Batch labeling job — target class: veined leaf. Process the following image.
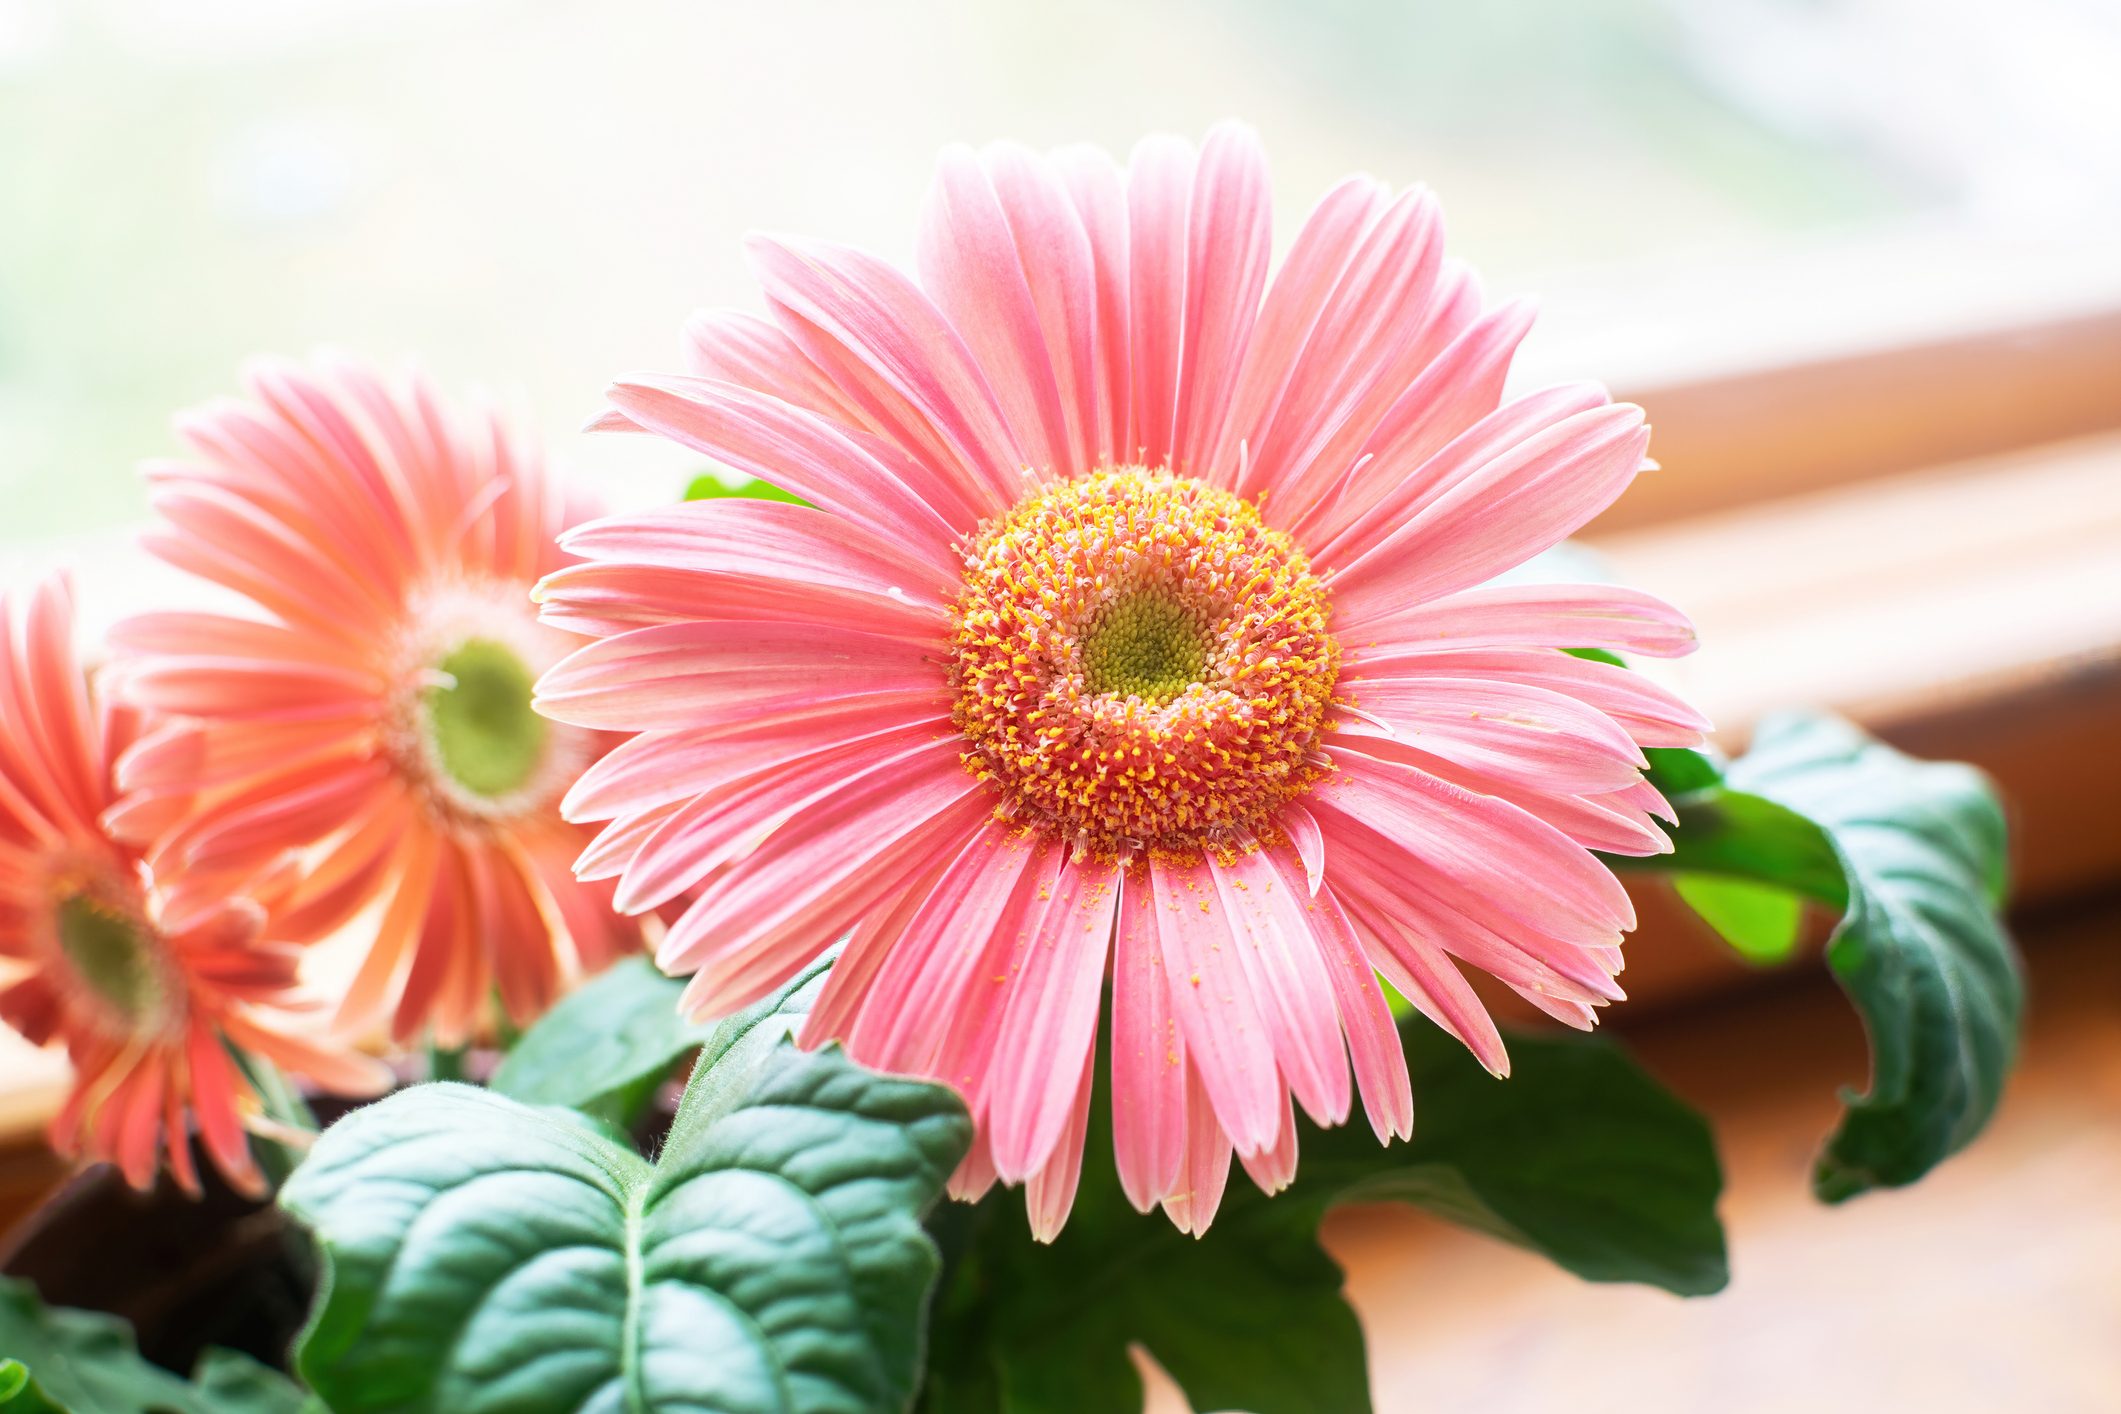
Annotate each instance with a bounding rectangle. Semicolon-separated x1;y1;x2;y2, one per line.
1724;712;2021;1199
282;963;969;1414
1623;712;2021;1198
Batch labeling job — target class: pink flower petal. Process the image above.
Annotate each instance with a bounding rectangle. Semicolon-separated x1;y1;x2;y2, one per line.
1335;728;1673;856
1161;1060;1235;1236
1235;187;1452;511
616;732;959;914
1172;122;1272;480
1334;880;1510;1077
1025;1036;1098;1243
1149;850;1282;1157
1125;134;1194;467
948;1126;1000;1204
920;143;1086;478
564;705;949;824
1318;770;1632;1006
681;308;880;432
842;823;1054;1077
1052;144;1132;464
1293;296;1535;546
1330;402;1652;613
1343;645;1711;747
1261;847;1412;1143
748;233;1028;512
1278;801;1327;896
1236;1089;1300;1196
1315;382;1608;570
1314;748;1636;941
604;374;970;563
534;619;944;732
801;853;954;1048
1207;843;1350;1128
1336;580;1699;659
1110;863;1189;1212
1213;174;1389;492
987;854;1120;1182
1334;675;1649;796
667;771;995;1017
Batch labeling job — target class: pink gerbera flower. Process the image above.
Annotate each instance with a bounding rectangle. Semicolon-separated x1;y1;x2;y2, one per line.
0;577;389;1194
535;124;1708;1237
107;357;641;1045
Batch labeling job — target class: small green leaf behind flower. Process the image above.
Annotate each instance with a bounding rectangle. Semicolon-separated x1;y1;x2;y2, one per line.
685;472;811;506
1672;873;1806;962
489;953;707;1116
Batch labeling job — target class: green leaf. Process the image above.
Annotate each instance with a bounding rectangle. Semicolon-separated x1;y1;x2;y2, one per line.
924;1022;1725;1414
1671;872;1806;962
1320;1025;1728;1292
1624;777;1848;904
0;1359;63;1414
488;954;702;1111
685;472;811;506
1610;714;2021;1198
0;1277;307;1414
187;1352;314;1414
282;962;969;1414
1722;711;2022;1200
1642;744;1725;799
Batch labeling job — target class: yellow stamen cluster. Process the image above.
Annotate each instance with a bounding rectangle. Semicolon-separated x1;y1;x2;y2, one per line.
950;468;1340;858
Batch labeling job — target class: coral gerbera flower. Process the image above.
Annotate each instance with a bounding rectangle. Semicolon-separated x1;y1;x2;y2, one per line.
535;124;1708;1237
0;577;389;1194
106;357;640;1046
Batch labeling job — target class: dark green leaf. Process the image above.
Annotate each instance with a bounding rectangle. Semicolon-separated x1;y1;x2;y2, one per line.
685;472;811;506
1;1275;197;1412
282;961;969;1414
488;954;702;1110
1642;744;1725;799
1317;1024;1727;1292
1723;711;2021;1200
0;1278;307;1414
924;1021;1725;1414
185;1352;313;1414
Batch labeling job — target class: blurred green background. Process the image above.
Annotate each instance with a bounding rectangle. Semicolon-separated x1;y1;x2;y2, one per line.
1;0;2111;543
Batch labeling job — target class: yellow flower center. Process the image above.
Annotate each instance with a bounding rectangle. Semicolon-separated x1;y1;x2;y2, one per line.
949;468;1340;858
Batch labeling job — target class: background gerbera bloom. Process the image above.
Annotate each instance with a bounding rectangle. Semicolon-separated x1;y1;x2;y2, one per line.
536;123;1709;1238
0;577;389;1195
107;356;640;1046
